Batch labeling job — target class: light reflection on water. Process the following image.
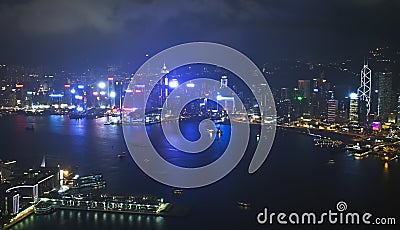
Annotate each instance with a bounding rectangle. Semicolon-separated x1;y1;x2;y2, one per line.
1;115;399;230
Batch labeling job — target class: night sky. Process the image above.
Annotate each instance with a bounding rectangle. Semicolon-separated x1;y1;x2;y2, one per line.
0;0;399;71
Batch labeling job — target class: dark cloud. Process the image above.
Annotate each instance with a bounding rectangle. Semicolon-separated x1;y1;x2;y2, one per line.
0;0;399;70
0;0;123;34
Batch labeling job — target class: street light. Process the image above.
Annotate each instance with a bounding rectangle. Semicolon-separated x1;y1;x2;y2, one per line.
109;91;116;98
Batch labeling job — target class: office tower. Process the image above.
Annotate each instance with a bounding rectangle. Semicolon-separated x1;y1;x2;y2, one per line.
311;78;331;119
397;95;400;126
377;72;393;121
298;80;310;99
297;80;311;116
160;63;169;106
280;88;288;100
357;63;372;123
220;76;228;87
327;99;338;122
349;93;359;124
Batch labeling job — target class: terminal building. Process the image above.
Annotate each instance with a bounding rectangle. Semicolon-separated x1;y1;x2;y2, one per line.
0;160;60;218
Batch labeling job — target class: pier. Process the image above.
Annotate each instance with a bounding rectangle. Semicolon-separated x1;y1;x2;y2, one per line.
35;194;190;217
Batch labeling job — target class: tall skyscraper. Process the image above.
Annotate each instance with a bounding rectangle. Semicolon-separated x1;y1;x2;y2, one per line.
160;63;170;106
280;88;288;100
377;71;393;121
357;63;372;123
349;93;359;124
298;80;311;116
327;99;338;122
298;80;311;99
220;76;228;87
311;78;331;119
397;95;400;126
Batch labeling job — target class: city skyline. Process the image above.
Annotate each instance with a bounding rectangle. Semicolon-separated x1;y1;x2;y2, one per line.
1;1;400;229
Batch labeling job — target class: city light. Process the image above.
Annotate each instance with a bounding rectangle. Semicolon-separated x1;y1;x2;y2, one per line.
98;82;106;89
92;91;99;96
313;88;319;93
109;91;116;98
64;84;71;88
349;93;358;100
217;95;222;100
74;95;83;100
297;96;303;101
70;89;76;94
186;83;195;88
76;106;84;112
169;79;179;88
372;122;381;131
77;85;85;89
108;77;114;81
100;91;106;96
49;94;64;98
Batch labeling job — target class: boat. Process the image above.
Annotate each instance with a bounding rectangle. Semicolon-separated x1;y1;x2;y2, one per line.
207;129;216;133
34;202;55;215
71;174;106;189
117;152;127;158
172;189;183;195
237;202;251;208
217;128;222;135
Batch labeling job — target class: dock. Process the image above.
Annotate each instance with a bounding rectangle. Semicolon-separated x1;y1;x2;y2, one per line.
35;194;190;217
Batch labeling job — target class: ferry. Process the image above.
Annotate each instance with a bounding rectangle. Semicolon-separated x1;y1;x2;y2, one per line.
217;128;222;135
237;202;251;208
71;174;106;189
117;152;127;158
34;202;55;215
207;129;216;133
172;189;183;195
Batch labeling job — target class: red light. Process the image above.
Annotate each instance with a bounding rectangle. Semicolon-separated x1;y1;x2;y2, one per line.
135;89;142;93
108;77;114;81
64;84;71;88
16;84;23;88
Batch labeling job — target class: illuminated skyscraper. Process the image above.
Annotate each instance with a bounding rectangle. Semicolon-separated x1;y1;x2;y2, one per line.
298;80;310;99
377;71;393;121
298;80;311;116
220;76;228;87
357;63;372;123
327;99;338;122
160;63;169;105
397;95;400;126
349;93;359;124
